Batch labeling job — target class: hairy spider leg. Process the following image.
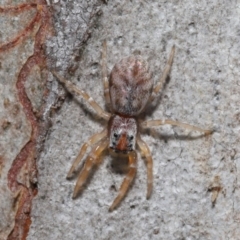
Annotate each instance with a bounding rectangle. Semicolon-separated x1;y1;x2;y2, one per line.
137;137;153;199
109;151;137;212
72;138;109;199
141;119;213;135
52;71;111;120
101;40;111;107
151;45;175;100
67;129;108;178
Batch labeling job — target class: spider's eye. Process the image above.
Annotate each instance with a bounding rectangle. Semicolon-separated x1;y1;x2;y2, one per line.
129;135;134;140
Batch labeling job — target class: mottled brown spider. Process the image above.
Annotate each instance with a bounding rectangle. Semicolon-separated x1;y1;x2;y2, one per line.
52;41;212;211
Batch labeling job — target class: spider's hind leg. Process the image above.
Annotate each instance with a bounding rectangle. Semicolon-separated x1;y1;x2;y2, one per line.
151;45;175;101
101;40;111;107
51;71;111;120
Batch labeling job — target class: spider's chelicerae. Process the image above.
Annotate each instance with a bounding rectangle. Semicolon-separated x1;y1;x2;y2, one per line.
52;41;212;211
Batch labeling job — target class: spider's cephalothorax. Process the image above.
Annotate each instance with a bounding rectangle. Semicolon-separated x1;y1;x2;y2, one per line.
108;115;137;153
52;41;212;212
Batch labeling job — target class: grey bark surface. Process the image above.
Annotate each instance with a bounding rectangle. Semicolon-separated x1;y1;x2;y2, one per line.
26;0;240;239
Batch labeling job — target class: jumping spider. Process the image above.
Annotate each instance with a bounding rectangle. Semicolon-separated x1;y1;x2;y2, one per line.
52;41;212;211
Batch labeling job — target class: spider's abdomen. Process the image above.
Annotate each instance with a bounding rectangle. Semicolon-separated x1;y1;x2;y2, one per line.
109;56;153;116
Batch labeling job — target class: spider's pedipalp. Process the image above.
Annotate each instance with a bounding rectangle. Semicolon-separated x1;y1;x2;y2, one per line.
151;45;175;101
137;137;153;199
141;119;213;135
51;71;111;120
73;138;108;199
67;129;108;179
109;151;137;212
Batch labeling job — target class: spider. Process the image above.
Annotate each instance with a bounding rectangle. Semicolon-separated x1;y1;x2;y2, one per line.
52;41;212;211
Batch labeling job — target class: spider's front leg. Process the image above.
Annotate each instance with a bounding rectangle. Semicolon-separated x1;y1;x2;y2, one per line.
137;137;153;199
67;129;107;178
109;151;137;212
141;119;213;135
72;137;108;199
